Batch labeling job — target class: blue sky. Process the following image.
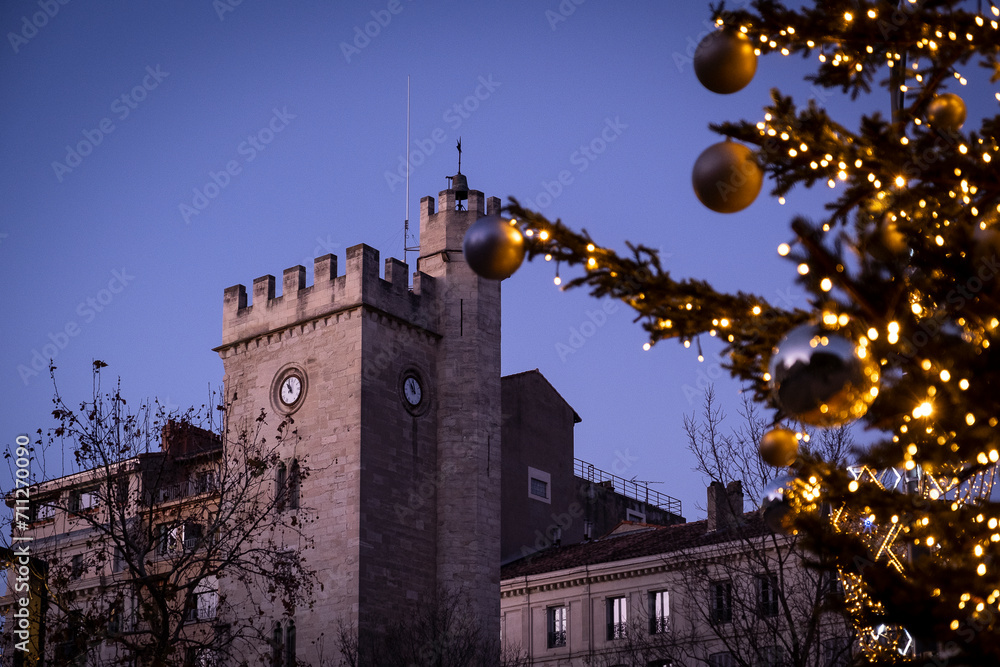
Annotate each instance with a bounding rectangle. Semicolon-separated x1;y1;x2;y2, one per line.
3;0;988;518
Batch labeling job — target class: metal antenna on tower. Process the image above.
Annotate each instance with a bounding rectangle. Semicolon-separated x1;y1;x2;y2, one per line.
403;76;419;266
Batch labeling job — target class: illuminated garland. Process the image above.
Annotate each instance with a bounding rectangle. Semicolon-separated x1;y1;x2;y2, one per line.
492;1;1000;663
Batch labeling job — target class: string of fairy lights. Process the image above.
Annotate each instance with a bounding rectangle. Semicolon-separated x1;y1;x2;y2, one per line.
460;0;1000;661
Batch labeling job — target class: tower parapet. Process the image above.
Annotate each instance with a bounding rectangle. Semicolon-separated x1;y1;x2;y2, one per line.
217;244;438;352
417;189;501;271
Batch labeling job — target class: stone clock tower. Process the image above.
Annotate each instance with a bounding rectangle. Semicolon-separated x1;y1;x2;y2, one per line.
214;185;502;659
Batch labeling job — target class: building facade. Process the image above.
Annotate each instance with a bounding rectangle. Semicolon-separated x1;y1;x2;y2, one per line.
2;422;225;666
500;482;854;667
500;369;684;566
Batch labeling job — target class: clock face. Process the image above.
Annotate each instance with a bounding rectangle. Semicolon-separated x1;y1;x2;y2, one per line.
280;375;302;406
403;376;422;406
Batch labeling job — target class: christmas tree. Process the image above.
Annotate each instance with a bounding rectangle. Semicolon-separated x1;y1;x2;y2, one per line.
465;1;1000;663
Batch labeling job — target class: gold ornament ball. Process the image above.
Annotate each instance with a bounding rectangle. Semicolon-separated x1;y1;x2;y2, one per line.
759;428;799;467
768;324;879;427
462;215;526;280
866;217;907;262
694;30;758;94
926;93;966;132
692;141;763;213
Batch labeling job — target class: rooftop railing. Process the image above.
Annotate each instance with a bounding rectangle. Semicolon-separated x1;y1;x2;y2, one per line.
575;458;682;518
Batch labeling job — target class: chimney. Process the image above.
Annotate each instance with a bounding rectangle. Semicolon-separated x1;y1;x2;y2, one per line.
707;480;744;532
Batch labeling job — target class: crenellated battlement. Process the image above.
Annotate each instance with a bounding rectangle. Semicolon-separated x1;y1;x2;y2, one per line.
216;244;438;351
417;190;501;271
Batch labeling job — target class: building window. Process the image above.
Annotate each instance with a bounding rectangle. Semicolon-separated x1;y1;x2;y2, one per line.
606;596;628;640
547;605;567;648
70;554;84;579
288;459;300;510
184;522;204;551
648;590;669;634
708;652;735;667
31;499;56;522
158;523;179;555
276;460;301;511
185;648;218;667
272;623;283;666
69;487;98;512
527;466;551;504
758;574;780;617
269;620;296;666
276;463;287;510
710;581;733;624
824;571;845;602
192;470;217;495
187;575;218;622
822;637;852;667
108;600;123;635
284;620;296;666
113;547;126;573
626;508;646;523
757;645;785;667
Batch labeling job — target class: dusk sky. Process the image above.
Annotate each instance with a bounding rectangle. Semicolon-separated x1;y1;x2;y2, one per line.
3;1;989;519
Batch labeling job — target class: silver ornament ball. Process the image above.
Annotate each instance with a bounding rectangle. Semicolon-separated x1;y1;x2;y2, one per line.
692;141;763;214
768;324;878;427
694;30;758;94
462;215;526;280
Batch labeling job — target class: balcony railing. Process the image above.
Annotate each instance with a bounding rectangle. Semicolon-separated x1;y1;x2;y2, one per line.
153;478;218;505
575;458;682;517
547;629;566;648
